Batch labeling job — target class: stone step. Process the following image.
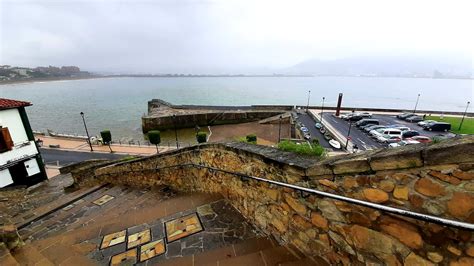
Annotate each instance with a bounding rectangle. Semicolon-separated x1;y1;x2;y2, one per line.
11;244;54;266
216;245;299;266
14;183;109;229
278;257;327;266
1;244;20;266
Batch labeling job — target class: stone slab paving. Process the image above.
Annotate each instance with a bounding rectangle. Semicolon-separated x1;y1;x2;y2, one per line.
88;199;261;266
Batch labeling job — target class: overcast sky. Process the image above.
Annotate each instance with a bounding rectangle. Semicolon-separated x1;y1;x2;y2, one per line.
1;0;473;73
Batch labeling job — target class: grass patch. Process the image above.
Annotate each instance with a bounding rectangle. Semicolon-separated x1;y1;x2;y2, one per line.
426;115;474;134
278;140;325;157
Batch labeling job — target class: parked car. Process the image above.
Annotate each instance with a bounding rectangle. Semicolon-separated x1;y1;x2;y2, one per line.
381;128;403;138
315;123;322;129
397;112;411;118
424;122;451;132
377;134;402;143
417;120;436;127
301;127;309;132
370;128;388;138
360;112;373;118
407;136;432;143
347;115;364;121
398;113;416;119
402;130;420;139
389;139;420;148
304;133;311;140
406;116;424;122
395;126;410;132
356;119;379;128
364;125;386;132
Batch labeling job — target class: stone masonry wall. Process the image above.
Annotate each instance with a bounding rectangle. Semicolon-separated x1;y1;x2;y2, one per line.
76;137;474;265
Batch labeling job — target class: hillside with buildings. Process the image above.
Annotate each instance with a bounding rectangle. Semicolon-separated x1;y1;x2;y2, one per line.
0;65;93;83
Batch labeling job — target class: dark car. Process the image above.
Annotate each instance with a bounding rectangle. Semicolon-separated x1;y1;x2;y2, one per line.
364;125;386;132
397;113;414;119
402;130;420;139
397;112;410;118
348;115;364;121
424;122;451;132
400;114;419;120
406;116;424;122
356;119;379;128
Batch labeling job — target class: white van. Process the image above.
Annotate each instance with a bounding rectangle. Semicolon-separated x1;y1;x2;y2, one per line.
381;128;403;138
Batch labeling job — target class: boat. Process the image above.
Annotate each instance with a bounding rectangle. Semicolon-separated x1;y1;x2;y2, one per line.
47;129;89;140
329;139;341;149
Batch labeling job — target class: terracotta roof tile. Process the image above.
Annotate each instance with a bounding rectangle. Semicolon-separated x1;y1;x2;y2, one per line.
0;98;32;110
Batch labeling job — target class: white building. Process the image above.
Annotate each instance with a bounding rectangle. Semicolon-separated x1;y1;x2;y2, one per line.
0;98;46;188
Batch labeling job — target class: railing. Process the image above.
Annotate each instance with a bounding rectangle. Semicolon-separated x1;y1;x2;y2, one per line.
104;162;474;231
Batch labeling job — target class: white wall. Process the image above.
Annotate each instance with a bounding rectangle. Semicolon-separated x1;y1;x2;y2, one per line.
0;169;13;187
0;108;29;144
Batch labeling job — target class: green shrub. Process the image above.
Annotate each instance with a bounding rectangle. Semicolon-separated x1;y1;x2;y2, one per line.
100;130;113;152
148;130;161;152
246;134;257;144
196;131;207;143
278;140;325;157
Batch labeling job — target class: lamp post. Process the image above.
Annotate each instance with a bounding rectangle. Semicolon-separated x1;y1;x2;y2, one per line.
458;101;471;131
306;90;311;112
173;114;179;149
345;110;355;149
345;121;353;149
413;93;421;113
320;97;325;123
278;115;282;143
80;112;93;152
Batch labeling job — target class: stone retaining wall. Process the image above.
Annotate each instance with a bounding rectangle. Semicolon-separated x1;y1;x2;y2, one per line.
75;137;474;265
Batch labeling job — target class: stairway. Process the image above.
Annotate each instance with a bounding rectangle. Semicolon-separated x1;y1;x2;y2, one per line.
3;174;327;266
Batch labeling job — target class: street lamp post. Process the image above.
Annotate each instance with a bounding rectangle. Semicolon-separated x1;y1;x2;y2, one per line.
345;121;353;149
458;101;471;131
80;112;93;152
306;90;311;112
173;114;179;149
278;115;282;143
413;93;421;113
320;97;325;123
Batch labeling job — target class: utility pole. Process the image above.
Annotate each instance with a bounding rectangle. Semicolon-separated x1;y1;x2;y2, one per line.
80;112;93;151
458;101;471;131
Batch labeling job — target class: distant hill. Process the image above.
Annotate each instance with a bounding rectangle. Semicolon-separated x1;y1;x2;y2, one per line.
285;55;473;78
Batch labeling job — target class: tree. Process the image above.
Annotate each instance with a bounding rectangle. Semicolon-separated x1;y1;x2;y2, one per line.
196;131;207;143
148;130;161;153
100;130;113;152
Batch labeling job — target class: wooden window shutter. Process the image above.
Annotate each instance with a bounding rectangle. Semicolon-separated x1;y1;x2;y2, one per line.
1;127;14;151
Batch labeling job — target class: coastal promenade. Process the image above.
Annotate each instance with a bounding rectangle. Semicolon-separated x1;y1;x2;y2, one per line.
36;135;174;156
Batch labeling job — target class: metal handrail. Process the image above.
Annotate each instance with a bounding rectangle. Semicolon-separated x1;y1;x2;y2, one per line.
106;163;474;230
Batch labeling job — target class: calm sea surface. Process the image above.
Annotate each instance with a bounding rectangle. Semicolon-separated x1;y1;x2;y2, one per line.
1;77;472;140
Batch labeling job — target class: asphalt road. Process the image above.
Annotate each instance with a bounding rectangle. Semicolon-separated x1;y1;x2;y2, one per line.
295;112;336;151
40;148;125;166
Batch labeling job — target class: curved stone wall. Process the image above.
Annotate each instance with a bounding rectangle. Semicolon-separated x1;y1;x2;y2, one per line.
75;137;474;265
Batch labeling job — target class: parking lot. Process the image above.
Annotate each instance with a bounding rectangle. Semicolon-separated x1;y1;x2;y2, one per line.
321;112;453;151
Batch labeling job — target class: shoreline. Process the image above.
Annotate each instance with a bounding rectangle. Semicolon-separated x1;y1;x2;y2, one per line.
1;74;472;86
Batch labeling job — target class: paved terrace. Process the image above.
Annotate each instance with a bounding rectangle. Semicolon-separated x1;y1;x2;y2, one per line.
1;173;315;265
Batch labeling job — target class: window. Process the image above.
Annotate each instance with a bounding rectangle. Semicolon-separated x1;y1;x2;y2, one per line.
0;127;14;153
